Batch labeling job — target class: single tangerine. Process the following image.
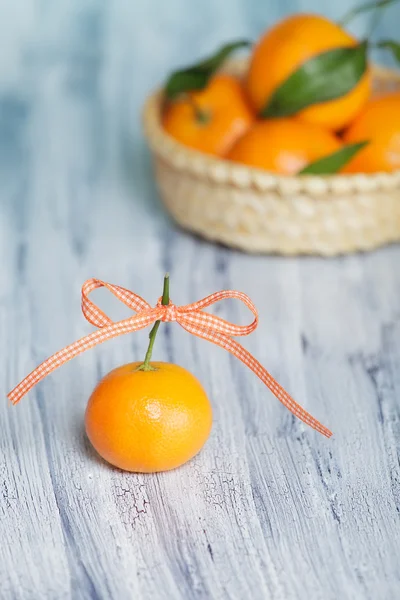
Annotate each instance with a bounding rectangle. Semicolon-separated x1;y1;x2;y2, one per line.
162;74;254;156
85;362;212;472
342;92;400;173
246;13;371;131
225;118;341;175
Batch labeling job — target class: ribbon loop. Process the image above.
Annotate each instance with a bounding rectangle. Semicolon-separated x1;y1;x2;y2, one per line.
81;278;152;328
177;290;258;337
8;279;332;438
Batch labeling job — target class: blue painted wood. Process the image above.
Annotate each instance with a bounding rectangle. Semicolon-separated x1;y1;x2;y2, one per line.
1;1;400;599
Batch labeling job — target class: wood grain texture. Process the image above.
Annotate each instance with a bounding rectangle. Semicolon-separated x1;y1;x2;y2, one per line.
1;1;400;598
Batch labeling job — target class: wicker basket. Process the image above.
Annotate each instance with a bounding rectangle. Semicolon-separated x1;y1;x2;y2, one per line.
143;61;400;256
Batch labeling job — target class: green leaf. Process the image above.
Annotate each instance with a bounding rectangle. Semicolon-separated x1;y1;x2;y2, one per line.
339;0;400;26
165;40;251;99
299;141;369;175
261;42;368;118
376;39;400;63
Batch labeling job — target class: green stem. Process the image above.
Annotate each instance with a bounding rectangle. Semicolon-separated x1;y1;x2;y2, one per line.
367;4;384;37
339;0;399;27
137;274;170;371
185;94;210;125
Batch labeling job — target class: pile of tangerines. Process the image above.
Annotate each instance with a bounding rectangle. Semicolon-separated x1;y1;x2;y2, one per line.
162;11;400;175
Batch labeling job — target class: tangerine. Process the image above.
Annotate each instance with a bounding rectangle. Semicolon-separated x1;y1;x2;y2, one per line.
246;13;371;131
225;118;341;175
85;362;212;472
162;74;254;155
342;92;400;173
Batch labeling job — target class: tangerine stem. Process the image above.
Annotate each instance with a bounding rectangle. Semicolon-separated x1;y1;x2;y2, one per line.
138;274;169;371
185;94;209;124
339;0;398;26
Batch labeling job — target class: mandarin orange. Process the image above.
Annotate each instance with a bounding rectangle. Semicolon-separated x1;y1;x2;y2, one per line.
162;74;254;155
85;362;212;472
342;92;400;173
246;13;371;131
225;118;341;175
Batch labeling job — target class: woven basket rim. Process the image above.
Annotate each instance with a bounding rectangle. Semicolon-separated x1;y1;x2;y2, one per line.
142;62;400;194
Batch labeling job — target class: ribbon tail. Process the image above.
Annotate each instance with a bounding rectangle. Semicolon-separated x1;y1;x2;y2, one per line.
180;322;332;438
8;312;158;405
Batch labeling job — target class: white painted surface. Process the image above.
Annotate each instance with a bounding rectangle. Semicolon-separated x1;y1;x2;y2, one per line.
1;1;400;598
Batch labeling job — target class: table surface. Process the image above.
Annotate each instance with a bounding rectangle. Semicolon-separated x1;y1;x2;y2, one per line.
2;1;400;599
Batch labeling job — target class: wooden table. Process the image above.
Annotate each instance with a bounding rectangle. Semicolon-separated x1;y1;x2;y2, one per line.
2;1;400;598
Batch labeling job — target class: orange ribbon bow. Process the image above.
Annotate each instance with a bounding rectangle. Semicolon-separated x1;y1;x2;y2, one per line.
8;278;332;438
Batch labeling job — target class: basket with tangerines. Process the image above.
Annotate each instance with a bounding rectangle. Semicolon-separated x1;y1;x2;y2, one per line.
143;3;400;256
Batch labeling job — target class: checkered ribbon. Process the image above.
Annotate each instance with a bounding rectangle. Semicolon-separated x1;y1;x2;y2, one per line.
8;278;332;437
